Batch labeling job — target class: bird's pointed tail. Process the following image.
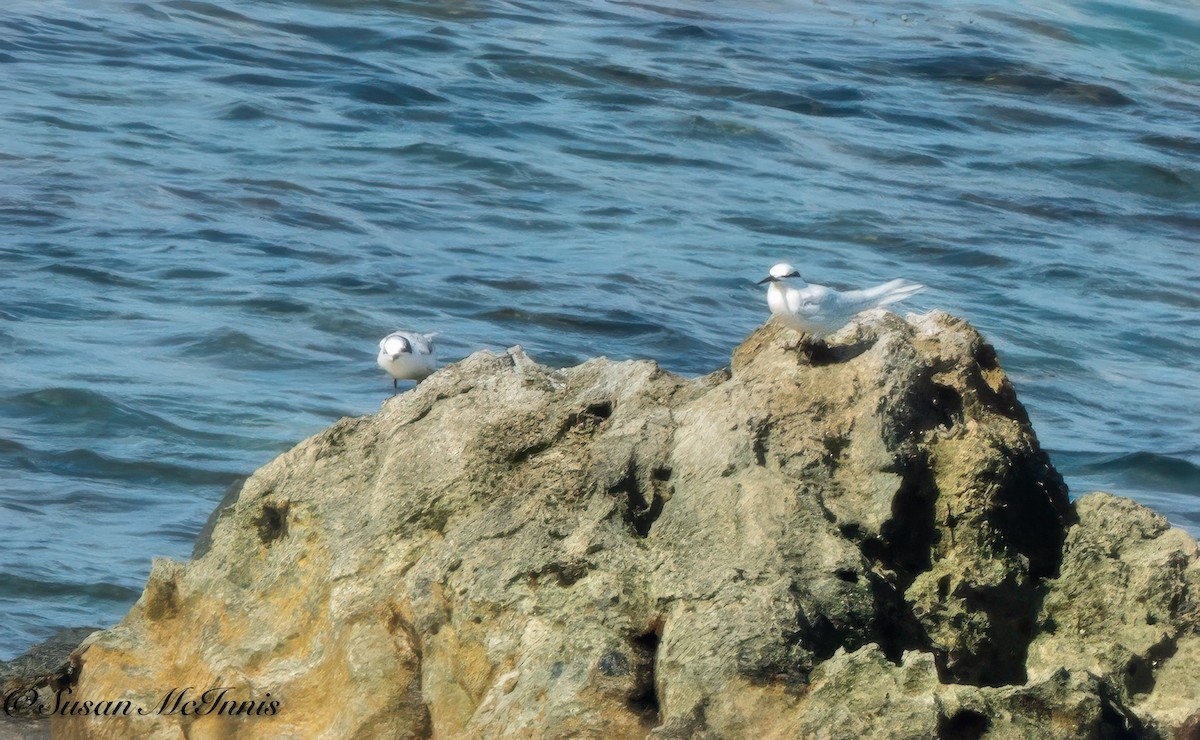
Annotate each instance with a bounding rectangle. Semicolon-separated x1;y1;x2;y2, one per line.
867;279;925;307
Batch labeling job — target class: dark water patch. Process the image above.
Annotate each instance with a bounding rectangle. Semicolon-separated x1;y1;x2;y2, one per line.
2;389;266;450
271;207;367;234
340;80;447;107
242;296;310;315
162;184;223;205
560;145;735;171
478;307;664;338
956;191;1111;224
6;388;165;428
978;11;1080;44
163;328;293;370
280;271;399;296
1080;0;1200;44
268;22;394;51
376;142;586;190
896;53;1134;106
972;103;1086;130
392;32;462;54
10;113;106;133
475;214;571;232
489;58;602;89
10;445;241;487
733;89;867;118
1140;134;1200;157
0;205;68;228
586;64;677;90
250;241;358;264
225;177;319;195
653;23;724;41
161;0;255;25
873;109;968;132
1056;451;1200;498
0;437;30;457
929;248;1016;269
593;34;675;52
719;216;819;238
40;263;147;289
1034;157;1196;200
210;72;318;88
455;276;544;292
674;115;786;148
568;90;662;109
446;85;546;107
505;120;583;142
0;573;141;603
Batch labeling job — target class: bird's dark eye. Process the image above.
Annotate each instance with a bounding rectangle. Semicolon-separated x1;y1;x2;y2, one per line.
789;271;801;278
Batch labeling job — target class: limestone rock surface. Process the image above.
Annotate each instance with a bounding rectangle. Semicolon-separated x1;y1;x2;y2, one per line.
51;313;1200;738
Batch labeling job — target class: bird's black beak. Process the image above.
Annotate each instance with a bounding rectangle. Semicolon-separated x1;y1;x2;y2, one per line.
757;276;777;285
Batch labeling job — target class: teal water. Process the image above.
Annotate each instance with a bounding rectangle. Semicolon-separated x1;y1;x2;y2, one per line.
1;0;1197;659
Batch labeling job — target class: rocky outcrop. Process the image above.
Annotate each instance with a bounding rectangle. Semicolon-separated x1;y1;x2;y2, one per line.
1;627;99;740
49;312;1200;738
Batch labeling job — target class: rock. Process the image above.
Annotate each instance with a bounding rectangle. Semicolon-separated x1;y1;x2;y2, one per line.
50;312;1199;738
1;626;100;739
1028;492;1200;736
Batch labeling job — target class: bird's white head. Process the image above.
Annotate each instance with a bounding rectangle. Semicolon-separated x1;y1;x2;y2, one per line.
758;262;803;285
381;334;411;359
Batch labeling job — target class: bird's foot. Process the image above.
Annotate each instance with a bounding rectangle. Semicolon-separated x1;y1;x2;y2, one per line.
785;332;828;363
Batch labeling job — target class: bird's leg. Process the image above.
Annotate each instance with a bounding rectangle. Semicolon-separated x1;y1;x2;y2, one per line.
782;330;806;351
393;378;399;393
786;331;829;364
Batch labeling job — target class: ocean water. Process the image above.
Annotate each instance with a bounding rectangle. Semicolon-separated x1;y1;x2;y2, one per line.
1;0;1197;660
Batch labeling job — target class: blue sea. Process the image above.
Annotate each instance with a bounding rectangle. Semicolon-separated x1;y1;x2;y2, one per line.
1;0;1197;660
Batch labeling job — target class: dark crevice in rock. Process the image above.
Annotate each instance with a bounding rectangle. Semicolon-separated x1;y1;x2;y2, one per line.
877;457;940;588
526;560;592;588
937;574;952;601
809;337;876;366
899;365;964;439
833;567;859;583
937;708;990;740
973;342;1000;372
866;572;930;664
585;401;614;420
749;417;771;466
1126;635;1178;697
801;612;844;665
821;433;851;469
934;578;1034;687
509;439;553;465
626;630;660;723
253;498;288;544
254;502;289;546
611;461;667;538
1097;681;1150;739
987;451;1073;580
927;382;963;431
788;583;894;678
969;342;1030;425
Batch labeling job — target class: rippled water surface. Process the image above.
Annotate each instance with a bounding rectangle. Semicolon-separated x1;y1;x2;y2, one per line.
2;0;1198;658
